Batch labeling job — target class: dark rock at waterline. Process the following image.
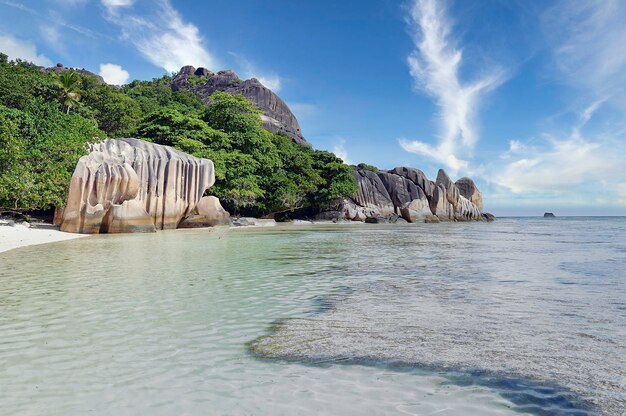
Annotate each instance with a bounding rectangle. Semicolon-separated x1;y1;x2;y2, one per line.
482;213;496;222
544;212;556;218
364;216;386;224
171;66;308;145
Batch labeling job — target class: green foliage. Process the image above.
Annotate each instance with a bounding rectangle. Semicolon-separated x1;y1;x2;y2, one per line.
0;103;103;210
357;162;379;172
79;76;141;137
186;74;209;87
55;70;83;114
0;57;356;214
311;151;358;207
122;76;205;116
137;108;230;149
202;91;262;133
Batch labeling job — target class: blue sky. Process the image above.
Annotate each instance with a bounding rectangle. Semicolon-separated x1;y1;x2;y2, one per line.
1;0;625;215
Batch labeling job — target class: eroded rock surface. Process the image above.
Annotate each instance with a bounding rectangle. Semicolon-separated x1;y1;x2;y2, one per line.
338;167;492;223
60;138;217;234
171;66;308;145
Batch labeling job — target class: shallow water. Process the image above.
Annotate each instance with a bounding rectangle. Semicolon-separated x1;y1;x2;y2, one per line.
1;218;624;415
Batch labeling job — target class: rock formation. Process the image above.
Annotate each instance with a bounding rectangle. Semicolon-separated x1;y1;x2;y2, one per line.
60;138;229;234
170;66;308;145
334;167;493;223
178;196;231;228
43;63;105;83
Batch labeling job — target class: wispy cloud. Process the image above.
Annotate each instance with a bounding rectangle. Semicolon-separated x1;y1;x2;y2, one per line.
0;34;52;66
103;0;217;73
228;52;281;91
491;1;626;206
493;99;625;206
332;139;353;165
543;0;626;107
98;63;130;85
400;0;505;174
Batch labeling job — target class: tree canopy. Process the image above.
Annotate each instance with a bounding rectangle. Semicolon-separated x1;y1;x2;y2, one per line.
0;55;357;215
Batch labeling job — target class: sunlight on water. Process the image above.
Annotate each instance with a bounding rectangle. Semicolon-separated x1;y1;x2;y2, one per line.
1;218;624;415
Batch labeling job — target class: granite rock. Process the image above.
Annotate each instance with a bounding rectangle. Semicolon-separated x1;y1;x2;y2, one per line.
178;196;231;228
60;138;216;234
171;67;308;145
455;177;483;211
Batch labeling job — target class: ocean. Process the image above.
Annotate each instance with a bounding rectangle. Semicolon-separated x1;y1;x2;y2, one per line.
1;218;624;415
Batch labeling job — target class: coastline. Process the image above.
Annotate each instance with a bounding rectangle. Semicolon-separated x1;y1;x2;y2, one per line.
0;220;87;254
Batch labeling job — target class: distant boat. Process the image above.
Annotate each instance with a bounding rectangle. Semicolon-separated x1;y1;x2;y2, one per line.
544;212;556;218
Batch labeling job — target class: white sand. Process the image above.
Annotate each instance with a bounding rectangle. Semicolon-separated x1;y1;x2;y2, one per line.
0;220;87;254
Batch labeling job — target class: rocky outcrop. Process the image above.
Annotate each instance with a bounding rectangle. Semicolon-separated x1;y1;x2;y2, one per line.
337;167;492;223
171;66;308;145
178;196;230;228
43;63;105;83
60;138;222;234
455;177;483;211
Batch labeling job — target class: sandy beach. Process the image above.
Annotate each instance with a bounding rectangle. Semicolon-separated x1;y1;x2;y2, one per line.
0;220;86;254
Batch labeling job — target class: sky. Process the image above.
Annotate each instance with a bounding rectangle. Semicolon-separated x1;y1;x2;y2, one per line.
0;0;625;216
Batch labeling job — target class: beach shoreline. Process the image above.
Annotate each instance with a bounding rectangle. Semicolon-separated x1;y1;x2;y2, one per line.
0;220;87;254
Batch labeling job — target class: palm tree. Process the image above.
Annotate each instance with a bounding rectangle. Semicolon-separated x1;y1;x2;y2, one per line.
56;71;83;114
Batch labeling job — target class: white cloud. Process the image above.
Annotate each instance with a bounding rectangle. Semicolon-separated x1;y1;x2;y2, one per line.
0;35;52;66
104;0;217;73
332;139;353;165
543;0;626;106
101;0;133;10
228;52;281;92
494;136;609;194
492;101;625;206
400;0;505;174
488;1;625;206
98;63;130;85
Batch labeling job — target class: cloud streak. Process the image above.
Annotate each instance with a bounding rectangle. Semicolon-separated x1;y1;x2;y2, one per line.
400;0;504;174
103;0;217;73
543;0;626;106
491;1;626;207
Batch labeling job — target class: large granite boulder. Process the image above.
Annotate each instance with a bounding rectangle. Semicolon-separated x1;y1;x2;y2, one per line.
351;169;395;218
60;138;216;234
377;172;423;210
400;197;432;223
455;177;483;211
178;196;231;228
388;167;434;199
344;166;492;223
171;67;308;146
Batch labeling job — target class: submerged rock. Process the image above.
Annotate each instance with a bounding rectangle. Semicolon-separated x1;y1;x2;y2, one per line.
60;138;218;234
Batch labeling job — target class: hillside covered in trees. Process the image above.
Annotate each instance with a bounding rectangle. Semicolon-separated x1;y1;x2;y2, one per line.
0;54;357;216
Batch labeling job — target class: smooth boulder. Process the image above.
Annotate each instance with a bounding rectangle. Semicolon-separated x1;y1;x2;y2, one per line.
60;138;216;234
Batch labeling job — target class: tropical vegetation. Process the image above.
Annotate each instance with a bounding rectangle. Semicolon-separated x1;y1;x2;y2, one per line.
0;53;357;215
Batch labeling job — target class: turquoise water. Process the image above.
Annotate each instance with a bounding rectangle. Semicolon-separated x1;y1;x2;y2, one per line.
0;218;624;415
